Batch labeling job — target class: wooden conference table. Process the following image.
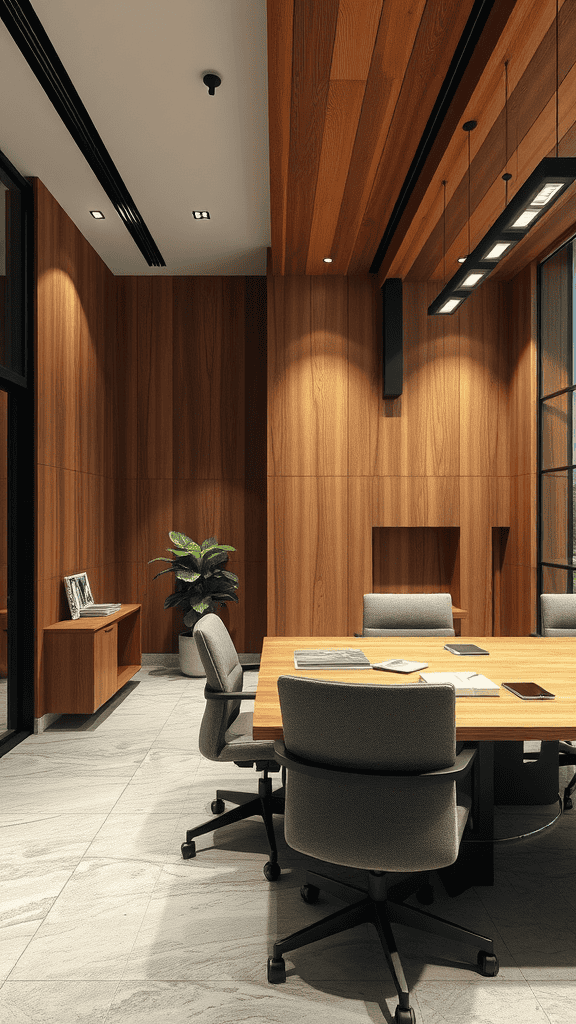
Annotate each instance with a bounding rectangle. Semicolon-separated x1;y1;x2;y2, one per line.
253;635;576;887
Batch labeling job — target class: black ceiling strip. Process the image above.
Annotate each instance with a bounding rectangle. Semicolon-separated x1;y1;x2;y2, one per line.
0;0;165;266
369;0;497;276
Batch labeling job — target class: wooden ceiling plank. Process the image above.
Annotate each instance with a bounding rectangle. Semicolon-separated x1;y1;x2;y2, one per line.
330;0;383;80
406;7;570;282
326;0;428;270
388;0;555;279
396;0;576;284
305;80;366;273
284;0;340;274
373;0;523;283
347;0;478;275
267;0;294;275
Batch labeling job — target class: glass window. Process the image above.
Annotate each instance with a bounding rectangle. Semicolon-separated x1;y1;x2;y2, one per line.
539;238;576;604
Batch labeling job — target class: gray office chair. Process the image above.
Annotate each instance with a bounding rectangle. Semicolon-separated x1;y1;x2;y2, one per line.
180;613;284;880
541;593;576;635
361;592;456;636
267;676;498;1024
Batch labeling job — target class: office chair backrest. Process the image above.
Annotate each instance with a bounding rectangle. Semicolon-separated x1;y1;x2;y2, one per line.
194;613;244;758
276;676;462;871
540;593;576;636
362;592;455;636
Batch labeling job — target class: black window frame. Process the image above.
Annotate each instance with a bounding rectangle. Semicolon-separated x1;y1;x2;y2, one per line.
0;145;34;756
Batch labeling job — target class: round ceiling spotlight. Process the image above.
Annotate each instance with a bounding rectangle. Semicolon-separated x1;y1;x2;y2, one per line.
202;72;222;96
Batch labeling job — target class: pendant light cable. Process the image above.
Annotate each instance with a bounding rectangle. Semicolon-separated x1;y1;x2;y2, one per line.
556;0;559;158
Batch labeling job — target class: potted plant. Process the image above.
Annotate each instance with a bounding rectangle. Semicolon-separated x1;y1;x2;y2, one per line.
149;532;239;676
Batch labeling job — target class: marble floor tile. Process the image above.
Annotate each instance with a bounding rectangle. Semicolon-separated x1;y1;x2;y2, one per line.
107;780;194;815
123;878;377;983
410;980;552;1023
0;980;119;1023
529;981;576;1022
7;890;154;981
104;979;397;1024
83;814;182;863
0;779;130;816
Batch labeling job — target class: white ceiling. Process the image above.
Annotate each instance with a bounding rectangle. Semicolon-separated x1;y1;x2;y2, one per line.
0;0;270;275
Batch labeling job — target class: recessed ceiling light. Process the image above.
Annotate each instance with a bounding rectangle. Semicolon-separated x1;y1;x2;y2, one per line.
457;256;467;263
90;210;105;219
323;257;333;263
192;211;210;220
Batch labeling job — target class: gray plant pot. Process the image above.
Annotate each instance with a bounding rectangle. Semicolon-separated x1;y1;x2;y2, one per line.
178;632;205;677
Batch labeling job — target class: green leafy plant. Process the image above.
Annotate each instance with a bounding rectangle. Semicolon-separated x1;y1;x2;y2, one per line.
149;532;239;632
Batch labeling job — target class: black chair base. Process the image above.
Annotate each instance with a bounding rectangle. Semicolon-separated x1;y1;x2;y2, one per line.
268;869;498;1023
181;768;285;880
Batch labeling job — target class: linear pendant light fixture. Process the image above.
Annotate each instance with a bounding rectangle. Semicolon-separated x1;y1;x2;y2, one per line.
428;156;576;314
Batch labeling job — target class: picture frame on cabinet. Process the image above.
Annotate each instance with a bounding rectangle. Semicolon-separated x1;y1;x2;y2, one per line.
64;572;94;619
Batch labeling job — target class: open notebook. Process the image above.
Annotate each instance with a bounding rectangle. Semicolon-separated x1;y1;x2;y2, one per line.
419;671;500;696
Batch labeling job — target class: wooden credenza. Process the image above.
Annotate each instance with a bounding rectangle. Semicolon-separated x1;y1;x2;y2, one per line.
43;604;142;714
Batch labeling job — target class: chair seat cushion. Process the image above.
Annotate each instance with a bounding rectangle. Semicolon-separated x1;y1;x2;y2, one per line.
215;710;277;763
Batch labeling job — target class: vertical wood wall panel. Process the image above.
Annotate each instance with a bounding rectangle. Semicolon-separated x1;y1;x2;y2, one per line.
268;274;533;638
35;182;267;716
35;181;118;717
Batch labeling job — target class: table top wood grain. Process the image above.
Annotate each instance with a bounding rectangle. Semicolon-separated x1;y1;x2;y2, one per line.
253;636;576;741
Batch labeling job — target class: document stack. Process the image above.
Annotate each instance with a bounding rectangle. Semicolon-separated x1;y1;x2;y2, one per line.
79;603;122;617
294;648;371;669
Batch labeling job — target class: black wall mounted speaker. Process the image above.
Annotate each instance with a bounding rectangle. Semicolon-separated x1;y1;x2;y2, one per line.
382;278;403;398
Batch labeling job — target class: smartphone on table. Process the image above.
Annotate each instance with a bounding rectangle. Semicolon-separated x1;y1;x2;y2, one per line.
502;682;555;700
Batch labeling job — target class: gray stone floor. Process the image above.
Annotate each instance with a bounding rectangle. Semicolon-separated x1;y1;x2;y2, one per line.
0;665;575;1023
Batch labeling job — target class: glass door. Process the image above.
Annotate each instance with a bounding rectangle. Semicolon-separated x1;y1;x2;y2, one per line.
0;150;34;755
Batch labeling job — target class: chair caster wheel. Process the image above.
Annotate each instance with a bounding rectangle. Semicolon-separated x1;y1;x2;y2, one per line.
267;956;286;983
395;1006;416;1023
264;860;281;881
416;882;434;905
478;950;499;976
211;798;225;814
181;841;196;859
564;795;573;811
300;883;320;904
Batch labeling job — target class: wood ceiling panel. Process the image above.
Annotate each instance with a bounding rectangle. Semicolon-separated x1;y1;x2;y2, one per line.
401;0;576;284
346;0;477;274
326;0;429;273
268;0;575;284
305;80;365;271
330;0;383;80
386;0;556;280
284;1;340;274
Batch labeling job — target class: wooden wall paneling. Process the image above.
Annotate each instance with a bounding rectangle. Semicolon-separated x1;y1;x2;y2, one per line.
267;475;348;637
372;475;460;529
115;278;139;480
137;277;173;482
347;276;379;474
173;277;245;481
284;1;340;274
36;465;78;581
459;478;493;636
268;276;348;476
35;181;80;472
347;476;374;635
372;526;461;604
382;283;459;478
459;283;511;478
